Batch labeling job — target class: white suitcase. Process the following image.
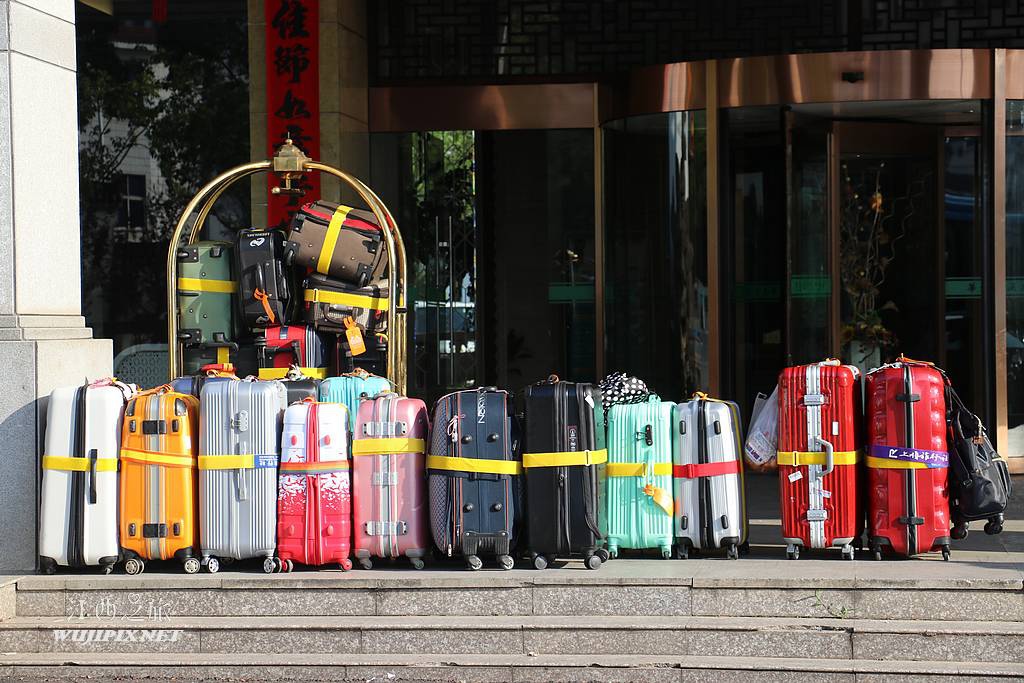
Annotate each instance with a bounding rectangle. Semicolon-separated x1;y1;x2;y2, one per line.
38;380;135;573
672;395;747;559
198;378;287;573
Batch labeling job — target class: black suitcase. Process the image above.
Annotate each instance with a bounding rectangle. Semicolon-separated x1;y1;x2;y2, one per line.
519;378;607;570
236;228;291;330
333;333;388;376
427;388;520;570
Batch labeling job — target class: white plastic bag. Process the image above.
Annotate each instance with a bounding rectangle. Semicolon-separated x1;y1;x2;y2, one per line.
744;384;779;471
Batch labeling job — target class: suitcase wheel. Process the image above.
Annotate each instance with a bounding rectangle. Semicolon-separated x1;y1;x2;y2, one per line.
39;557;57;575
726;544;740;561
595;548;610;563
339;559;353;571
984;519;1003;535
182;558;201;574
870;545;882;562
498;554;515;571
466;555;483;571
675;545;689;560
206;557;220;574
102;564;115;575
941;545;951;562
263;557;281;574
585;554;602;570
410;557;425;570
786;544;800;561
841;545;854;561
532;554;548;570
283;559;294;573
952;523;969;540
660;547;672;560
124;558;145;575
359;558;373;571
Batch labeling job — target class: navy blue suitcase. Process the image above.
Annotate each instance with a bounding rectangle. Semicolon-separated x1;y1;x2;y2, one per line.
427;388;520;570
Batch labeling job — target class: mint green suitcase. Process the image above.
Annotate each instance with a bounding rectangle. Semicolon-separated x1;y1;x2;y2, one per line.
604;396;675;558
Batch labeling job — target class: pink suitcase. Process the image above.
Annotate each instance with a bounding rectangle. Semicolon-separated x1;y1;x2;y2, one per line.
352;393;430;569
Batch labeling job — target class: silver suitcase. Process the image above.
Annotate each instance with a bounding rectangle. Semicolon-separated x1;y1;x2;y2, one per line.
198;378;287;573
672;395;747;559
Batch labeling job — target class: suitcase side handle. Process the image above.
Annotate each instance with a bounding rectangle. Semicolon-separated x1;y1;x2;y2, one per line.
816;437;835;477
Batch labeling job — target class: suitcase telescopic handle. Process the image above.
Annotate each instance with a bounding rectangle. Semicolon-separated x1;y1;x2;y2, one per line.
816;437;835;478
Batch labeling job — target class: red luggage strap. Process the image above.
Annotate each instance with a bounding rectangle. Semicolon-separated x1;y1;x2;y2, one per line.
672;460;740;479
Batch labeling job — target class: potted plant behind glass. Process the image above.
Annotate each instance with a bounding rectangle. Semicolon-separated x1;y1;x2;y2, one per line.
838;162;922;372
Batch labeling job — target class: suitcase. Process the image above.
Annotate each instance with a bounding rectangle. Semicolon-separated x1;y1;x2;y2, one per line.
318;371;392;430
866;359;952;560
198;378;287;572
182;343;259;379
171;364;239;398
119;386;201;574
284;201;385;287
38;379;135;574
279;373;321;405
777;360;862;560
519;378;607;570
303;272;388;335
427;388;520;570
333;334;389;377
177;241;236;347
276;401;353;570
351;393;430;569
604;396;675;559
672;394;747;559
257;325;328;380
236;228;291;330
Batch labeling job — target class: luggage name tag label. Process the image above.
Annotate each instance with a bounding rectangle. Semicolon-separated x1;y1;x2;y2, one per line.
821;489;832;498
788;471;803;482
344;317;366;356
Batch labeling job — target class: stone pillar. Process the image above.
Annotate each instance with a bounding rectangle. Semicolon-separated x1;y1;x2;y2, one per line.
248;0;370;223
0;0;113;573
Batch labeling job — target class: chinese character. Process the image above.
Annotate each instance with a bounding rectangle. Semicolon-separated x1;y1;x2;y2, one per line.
271;0;309;40
274;90;312;119
274;44;311;84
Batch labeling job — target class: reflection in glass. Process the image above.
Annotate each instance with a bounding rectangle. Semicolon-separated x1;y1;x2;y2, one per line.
604;112;708;399
1007;101;1024;456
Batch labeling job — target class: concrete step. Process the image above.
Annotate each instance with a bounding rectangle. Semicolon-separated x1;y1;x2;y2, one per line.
15;567;1024;621
1;652;1023;681
1;615;1022;663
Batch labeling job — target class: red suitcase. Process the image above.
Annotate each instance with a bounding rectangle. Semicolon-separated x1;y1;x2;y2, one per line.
351;393;430;569
866;358;952;560
258;325;328;380
276;401;353;571
777;360;862;560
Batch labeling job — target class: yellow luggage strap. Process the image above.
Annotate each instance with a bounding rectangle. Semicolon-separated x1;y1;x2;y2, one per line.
426;454;522;476
258;367;328;380
522;449;607;469
42;455;118;472
352;438;426;456
177;277;238;294
606;461;672;477
280;460;350;475
304;288;388;311
777;450;860;467
317;206;353;274
120;449;195;468
198;454;278;470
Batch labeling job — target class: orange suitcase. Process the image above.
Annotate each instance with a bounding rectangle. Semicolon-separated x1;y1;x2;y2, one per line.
119;385;201;574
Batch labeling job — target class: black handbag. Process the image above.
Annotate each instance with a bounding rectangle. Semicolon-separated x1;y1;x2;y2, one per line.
946;386;1011;537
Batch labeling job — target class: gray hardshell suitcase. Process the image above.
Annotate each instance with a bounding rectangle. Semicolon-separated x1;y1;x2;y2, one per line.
198;378;287;573
672;395;747;559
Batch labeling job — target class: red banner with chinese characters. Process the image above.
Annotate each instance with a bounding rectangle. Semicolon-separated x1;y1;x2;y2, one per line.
265;0;320;230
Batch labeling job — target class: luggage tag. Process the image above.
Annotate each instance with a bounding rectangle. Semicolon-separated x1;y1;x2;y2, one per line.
344;317;366;356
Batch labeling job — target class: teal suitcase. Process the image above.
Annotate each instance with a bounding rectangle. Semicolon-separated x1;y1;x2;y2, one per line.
318;371;392;430
604;396;675;558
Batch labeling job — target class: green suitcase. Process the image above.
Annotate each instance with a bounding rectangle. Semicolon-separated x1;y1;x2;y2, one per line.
177;241;237;347
604;396;675;558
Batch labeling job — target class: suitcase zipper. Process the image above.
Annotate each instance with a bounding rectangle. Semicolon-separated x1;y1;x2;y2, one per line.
697;401;714;549
68;385;88;568
902;366;919;555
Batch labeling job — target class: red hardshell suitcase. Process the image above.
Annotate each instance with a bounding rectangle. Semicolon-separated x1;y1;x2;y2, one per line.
351;393;430;569
276;401;353;571
777;360;862;560
866;359;952;560
258;325;328;379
